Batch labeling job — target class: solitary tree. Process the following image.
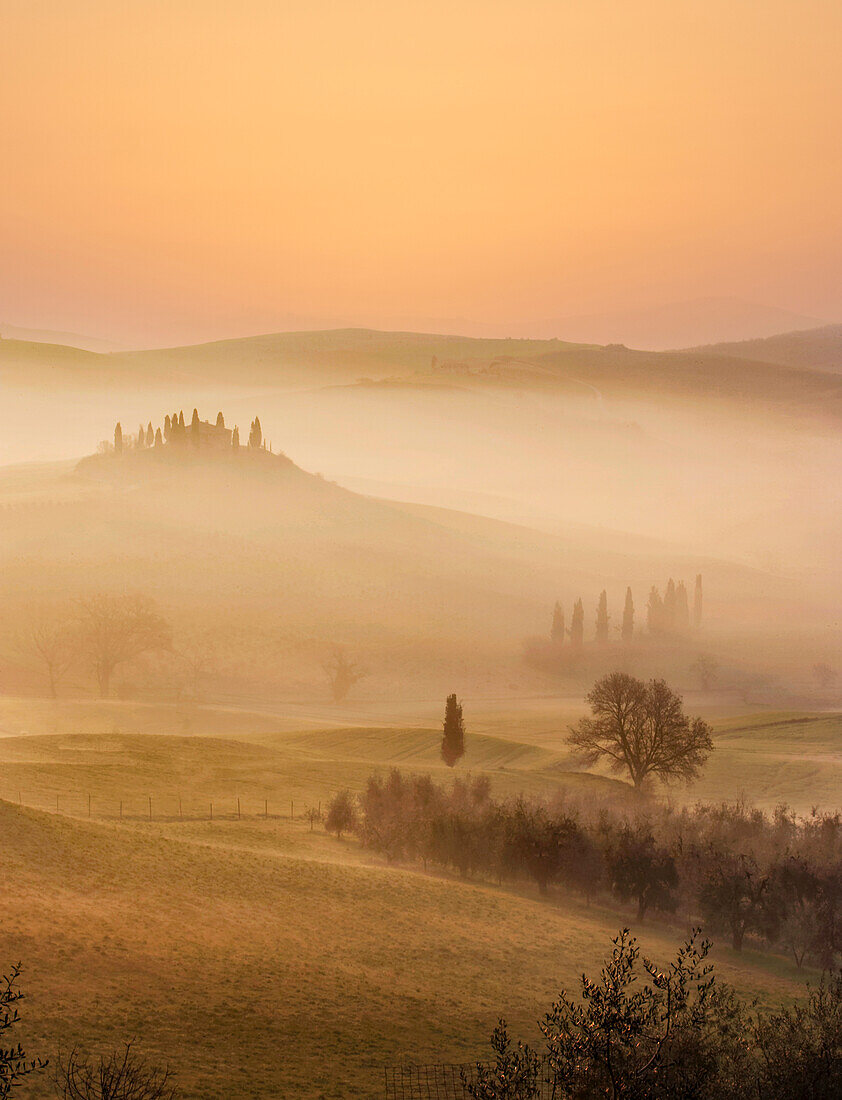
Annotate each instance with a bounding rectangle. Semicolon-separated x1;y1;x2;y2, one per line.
621;587;634;643
569;672;713;790
56;1043;176;1100
441;693;465;767
78;595;172;698
550;602;565;644
570;599;584;650
113;422;123;455
694;573;703;629
323;647;366;702
595;590;609;644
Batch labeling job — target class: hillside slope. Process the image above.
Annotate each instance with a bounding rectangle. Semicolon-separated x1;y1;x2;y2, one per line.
689;324;842;375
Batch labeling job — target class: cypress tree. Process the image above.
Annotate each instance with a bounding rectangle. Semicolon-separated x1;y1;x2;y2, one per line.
551;601;565;644
570;599;584;650
137;424;145;448
441;694;465;767
694;574;703;629
178;410;185;429
232;425;240;449
154;427;163;447
595;590;609;643
621;587;635;642
190;408;200;444
675;581;690;632
114;422;123;455
146;422;154;447
663;578;677;633
216;411;225;428
164;414;171;440
647;586;663;636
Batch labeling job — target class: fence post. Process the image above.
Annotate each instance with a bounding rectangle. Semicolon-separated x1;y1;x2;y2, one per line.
210;802;213;821
237;797;241;820
290;800;293;820
148;796;152;822
88;793;91;818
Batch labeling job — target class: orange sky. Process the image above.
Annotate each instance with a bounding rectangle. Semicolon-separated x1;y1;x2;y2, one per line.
2;0;841;345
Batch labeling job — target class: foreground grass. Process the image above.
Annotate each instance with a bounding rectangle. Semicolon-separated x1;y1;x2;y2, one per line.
1;800;810;1100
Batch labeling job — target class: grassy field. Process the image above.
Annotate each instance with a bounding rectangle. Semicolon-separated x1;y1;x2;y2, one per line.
1;697;840;1098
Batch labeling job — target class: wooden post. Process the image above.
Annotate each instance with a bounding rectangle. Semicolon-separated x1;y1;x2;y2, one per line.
119;800;123;820
56;793;60;813
237;797;241;820
210;802;213;821
290;800;293;820
88;793;91;818
148;796;152;822
264;798;268;819
179;796;183;820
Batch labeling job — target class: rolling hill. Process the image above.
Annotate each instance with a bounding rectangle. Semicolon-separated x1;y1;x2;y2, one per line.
689;324;842;375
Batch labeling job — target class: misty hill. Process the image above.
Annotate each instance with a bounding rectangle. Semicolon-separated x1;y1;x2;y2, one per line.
690;324;842;375
0;441;778;698
5;326;842;425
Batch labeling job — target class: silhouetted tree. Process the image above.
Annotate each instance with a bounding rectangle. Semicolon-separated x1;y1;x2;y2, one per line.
694;573;703;629
78;595;172;698
323;647;366;702
550;602;565;644
753;972;842;1097
190;408;200;443
248;417;263;449
216;411;224;428
232;426;240;449
595;590;609;644
137;425;145;448
569;672;713;790
698;852;774;951
325;789;358;839
146;422;154;447
621;587;634;642
163;415;172;441
178;410;185;429
154;428;162;447
570;599;584;650
0;963;48;1096
113;423;123;455
441;693;465;767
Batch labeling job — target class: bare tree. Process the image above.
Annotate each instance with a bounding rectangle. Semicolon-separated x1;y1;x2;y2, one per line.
78;596;172;698
15;614;76;699
323;647;366;702
56;1043;177;1100
569;672;713;791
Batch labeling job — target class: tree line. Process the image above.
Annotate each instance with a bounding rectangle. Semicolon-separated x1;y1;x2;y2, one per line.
108;409;269;454
326;773;842;968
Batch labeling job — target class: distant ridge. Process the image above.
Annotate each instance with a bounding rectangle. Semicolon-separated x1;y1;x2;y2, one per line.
688;323;842;375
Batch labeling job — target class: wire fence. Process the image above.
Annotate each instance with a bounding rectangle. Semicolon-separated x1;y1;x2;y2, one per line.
384;1060;559;1100
0;780;326;825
